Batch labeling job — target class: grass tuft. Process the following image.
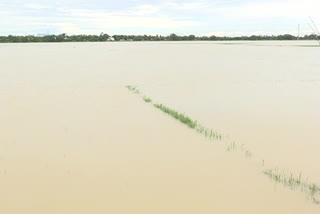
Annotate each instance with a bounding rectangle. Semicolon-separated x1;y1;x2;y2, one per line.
263;168;320;201
143;96;152;103
245;150;252;158
226;142;237;152
126;85;140;94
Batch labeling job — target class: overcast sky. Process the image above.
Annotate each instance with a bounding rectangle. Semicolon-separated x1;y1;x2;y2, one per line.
0;0;319;36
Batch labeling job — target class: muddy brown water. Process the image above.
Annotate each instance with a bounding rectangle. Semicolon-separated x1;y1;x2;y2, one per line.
0;41;319;213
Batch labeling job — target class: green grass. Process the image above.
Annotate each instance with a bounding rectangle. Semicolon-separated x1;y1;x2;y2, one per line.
226;142;237;152
245;150;252;159
263;168;320;202
125;85;222;139
143;96;152;103
153;103;197;129
225;142;252;159
195;125;222;140
125;85;320;204
126;85;140;94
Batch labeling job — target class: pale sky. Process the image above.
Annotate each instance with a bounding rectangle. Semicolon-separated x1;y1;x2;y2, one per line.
0;0;319;36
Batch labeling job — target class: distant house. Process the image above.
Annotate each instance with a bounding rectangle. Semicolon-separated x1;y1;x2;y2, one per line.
107;36;115;41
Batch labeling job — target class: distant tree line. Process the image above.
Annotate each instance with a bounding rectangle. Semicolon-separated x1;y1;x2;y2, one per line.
0;33;319;43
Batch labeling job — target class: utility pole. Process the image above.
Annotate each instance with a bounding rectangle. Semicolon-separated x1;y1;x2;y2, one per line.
297;24;300;40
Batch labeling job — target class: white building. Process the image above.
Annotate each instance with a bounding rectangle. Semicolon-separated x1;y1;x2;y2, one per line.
107;36;115;41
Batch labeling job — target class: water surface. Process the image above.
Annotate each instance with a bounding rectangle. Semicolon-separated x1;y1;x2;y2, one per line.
0;41;319;213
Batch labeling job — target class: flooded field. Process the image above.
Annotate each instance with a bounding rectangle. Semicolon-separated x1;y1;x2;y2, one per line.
1;41;319;213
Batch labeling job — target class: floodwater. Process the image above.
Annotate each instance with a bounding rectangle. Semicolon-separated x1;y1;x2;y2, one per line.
0;41;319;213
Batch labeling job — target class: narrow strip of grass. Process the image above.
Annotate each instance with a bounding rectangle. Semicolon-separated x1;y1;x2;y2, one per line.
263;168;320;203
125;85;320;204
154;103;197;129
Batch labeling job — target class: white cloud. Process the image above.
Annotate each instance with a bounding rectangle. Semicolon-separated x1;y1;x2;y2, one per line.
24;3;51;10
213;0;320;18
0;0;319;35
165;2;206;11
51;23;83;34
0;2;200;35
56;8;198;33
131;4;159;15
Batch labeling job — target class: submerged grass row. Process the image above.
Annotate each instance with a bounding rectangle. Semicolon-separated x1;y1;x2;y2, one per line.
225;142;252;158
125;85;320;203
154;103;197;129
153;103;222;141
263;168;320;204
126;85;222;140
